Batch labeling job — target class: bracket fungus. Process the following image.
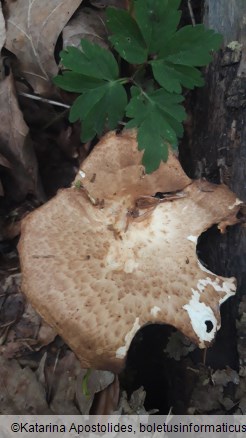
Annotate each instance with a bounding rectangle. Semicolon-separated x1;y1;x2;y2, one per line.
18;130;242;372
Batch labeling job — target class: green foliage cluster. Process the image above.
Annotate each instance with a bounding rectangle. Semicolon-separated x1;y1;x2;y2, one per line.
53;0;222;173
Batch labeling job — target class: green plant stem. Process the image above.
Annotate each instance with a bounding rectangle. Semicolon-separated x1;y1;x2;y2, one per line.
131;63;147;81
118;77;130;85
82;368;92;398
42;109;69;130
131;78;152;103
128;0;135;16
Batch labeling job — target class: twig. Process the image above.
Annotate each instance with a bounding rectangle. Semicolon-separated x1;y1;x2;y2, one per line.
18;91;71;109
47;348;61;403
202;348;207;365
187;0;196;26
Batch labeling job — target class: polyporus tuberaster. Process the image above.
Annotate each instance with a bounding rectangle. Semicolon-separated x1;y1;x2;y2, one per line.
18;130;242;372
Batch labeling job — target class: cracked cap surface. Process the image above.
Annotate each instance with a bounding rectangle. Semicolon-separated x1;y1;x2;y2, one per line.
18;130;241;372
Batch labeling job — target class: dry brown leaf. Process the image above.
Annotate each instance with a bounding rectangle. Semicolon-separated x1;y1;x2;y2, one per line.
0;356;51;414
188;366;239;414
0;153;11;168
0;272;56;359
63;7;108;50
164;331;196;360
47;351;82;414
37;322;57;349
0;73;43;201
76;369;115;414
114;387;155;414
90;375;120;414
211;368;240;386
0;3;6;51
0;143;9;197
5;0;83;94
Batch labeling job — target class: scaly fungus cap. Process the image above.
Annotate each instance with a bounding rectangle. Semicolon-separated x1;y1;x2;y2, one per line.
18;130;241;372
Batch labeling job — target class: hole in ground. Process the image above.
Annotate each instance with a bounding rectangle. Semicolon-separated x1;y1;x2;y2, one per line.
120;324;195;414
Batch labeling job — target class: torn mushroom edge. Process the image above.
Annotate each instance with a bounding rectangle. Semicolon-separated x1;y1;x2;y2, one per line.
115;208;241;361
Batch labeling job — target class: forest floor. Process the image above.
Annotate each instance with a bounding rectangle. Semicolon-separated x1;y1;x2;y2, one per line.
0;0;246;415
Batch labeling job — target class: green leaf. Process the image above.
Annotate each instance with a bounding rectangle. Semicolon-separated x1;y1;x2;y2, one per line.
69;81;127;142
54;2;222;174
163;112;184;138
134;0;181;54
82;369;92;398
148;24;222;93
69;86;106;123
53;72;104;93
59;40;119;80
149;88;186;121
106;7;147;64
151;61;204;92
159;24;223;66
125;87;186;172
138;114;170;171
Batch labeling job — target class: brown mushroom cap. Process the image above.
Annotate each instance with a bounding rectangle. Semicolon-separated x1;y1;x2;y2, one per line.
18;131;241;372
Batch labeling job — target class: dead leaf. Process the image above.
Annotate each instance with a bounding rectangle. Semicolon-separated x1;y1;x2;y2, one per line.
188;365;240;414
114;387;158;414
0;1;7;199
63;7;108;50
164;331;196;360
90;375;120;414
0;273;56;358
36;352;47;387
0;153;11;168
0;3;6;51
220;397;237;411
76;369;115;414
211;367;240;387
237;296;246;368
0;72;43;201
0;356;51;414
2;220;21;240
188;370;223;413
47;351;82;414
5;0;83;94
37;322;56;348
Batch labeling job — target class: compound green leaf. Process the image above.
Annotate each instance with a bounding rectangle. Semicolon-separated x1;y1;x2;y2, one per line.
69;85;107;123
106;7;147;64
159;24;223;66
54;2;222;174
53;72;104;93
125;87;148;124
138;113;172;173
163;112;184;138
134;0;181;54
72;81;127;142
125;86;186;172
150;88;186;121
151;60;204;93
59;40;119;80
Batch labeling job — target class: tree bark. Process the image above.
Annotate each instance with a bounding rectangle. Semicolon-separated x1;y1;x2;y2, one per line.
179;0;246;367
